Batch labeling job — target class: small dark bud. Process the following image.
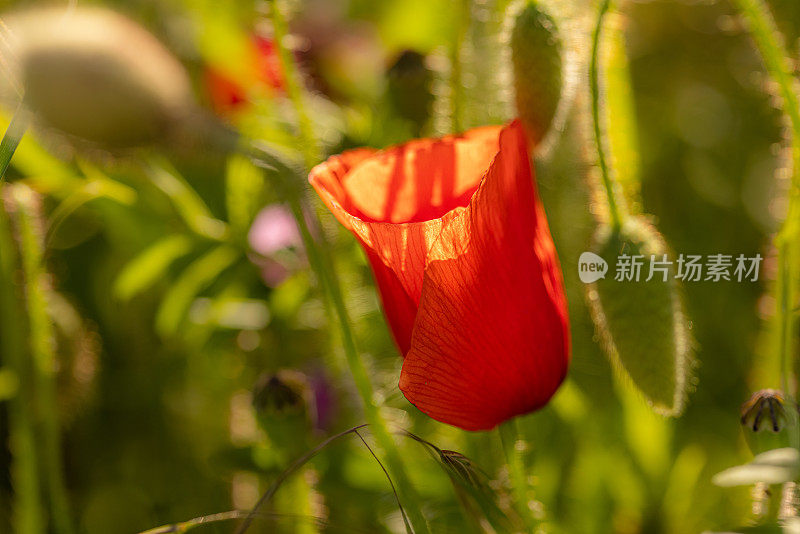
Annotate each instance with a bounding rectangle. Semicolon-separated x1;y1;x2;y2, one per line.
252;370;309;418
386;50;434;135
741;389;799;456
741;389;787;433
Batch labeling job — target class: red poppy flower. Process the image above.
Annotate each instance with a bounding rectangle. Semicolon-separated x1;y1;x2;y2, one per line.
205;35;285;115
309;120;570;430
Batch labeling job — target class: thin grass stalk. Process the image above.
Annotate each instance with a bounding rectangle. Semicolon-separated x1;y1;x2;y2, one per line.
265;2;430;532
734;0;800;450
14;188;75;534
589;0;626;230
499;419;536;532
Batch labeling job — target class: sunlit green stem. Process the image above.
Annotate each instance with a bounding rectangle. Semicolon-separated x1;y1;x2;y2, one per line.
499;419;536;532
589;0;627;230
270;0;320;169
0;192;43;534
266;167;429;534
14;188;75;534
450;0;470;133
0;107;44;534
734;0;800;449
604;13;642;213
267;3;430;531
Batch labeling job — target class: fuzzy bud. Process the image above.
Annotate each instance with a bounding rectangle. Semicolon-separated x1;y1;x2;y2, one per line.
7;7;192;147
509;1;563;146
586;217;693;416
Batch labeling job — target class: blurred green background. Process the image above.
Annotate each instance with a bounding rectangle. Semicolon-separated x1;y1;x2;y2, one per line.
1;0;799;532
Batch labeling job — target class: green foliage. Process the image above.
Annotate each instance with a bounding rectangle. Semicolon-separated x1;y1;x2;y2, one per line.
0;0;794;532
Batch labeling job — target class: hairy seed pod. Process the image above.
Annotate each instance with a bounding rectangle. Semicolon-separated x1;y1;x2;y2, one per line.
8;7;192;147
586;217;692;416
509;0;563;146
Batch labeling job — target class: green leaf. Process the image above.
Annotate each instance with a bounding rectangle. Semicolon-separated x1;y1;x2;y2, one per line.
47;160;137;245
225;154;264;237
155;245;240;337
113;234;195;301
146;157;229;241
712;447;800;487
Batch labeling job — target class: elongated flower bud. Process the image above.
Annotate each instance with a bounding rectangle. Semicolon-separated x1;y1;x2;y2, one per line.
586;217;692;416
509;0;563;145
8;7;192;147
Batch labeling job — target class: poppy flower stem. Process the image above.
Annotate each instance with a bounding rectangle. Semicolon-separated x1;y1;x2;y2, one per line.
265;4;431;530
269;0;321;169
274;174;431;534
734;0;800;449
589;0;627;231
449;0;470;133
499;419;537;532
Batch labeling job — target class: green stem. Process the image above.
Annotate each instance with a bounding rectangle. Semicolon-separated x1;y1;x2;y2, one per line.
266;165;430;534
450;0;470;133
270;0;320;170
499;420;535;532
589;0;626;230
0;190;43;534
267;4;430;532
14;187;75;534
0;104;44;534
734;0;800;448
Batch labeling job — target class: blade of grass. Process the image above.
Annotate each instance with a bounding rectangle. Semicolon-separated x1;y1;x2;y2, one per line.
140;510;374;534
235;424;367;533
0;104;28;183
146;157;229;242
113;234;195;301
154;244;239;337
354;428;413;534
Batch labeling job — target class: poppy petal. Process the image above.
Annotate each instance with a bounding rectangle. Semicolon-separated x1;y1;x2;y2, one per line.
309;128;502;351
398;121;569;430
310;121;569;430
